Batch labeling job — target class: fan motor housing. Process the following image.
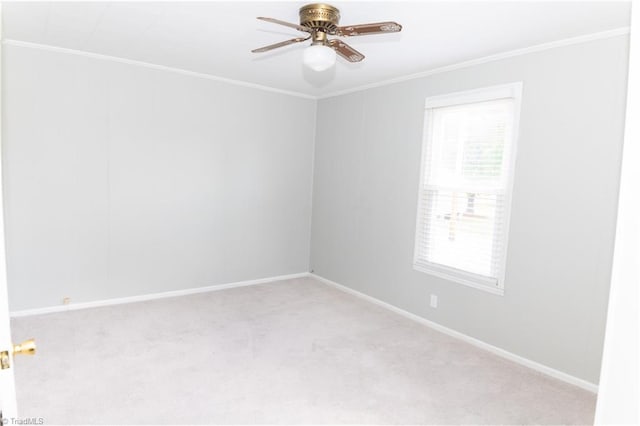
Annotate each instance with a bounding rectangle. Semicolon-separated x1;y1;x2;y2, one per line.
299;3;340;33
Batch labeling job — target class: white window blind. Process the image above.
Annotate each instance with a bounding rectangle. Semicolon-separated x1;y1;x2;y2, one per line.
414;84;521;294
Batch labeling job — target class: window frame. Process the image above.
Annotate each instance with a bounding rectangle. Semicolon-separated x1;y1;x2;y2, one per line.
413;82;523;296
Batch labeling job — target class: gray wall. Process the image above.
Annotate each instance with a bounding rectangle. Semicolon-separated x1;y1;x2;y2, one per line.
310;35;629;384
2;35;628;384
2;44;316;311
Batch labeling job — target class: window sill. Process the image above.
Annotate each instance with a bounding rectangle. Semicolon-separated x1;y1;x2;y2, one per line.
413;262;504;296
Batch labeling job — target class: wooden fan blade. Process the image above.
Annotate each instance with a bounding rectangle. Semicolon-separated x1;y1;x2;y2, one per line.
252;36;309;53
335;21;402;37
257;17;311;33
328;39;365;62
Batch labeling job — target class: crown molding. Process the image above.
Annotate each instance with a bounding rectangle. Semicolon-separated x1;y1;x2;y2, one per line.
318;26;631;99
1;39;316;100
3;26;630;101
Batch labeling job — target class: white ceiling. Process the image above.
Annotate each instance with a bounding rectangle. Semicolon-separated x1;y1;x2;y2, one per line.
2;1;631;97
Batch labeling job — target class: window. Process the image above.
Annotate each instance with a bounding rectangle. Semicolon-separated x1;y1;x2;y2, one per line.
413;83;522;295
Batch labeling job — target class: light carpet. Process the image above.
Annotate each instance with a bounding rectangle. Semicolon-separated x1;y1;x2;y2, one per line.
11;277;595;424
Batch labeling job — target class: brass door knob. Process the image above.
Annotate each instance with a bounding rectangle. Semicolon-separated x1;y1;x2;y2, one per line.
13;338;36;356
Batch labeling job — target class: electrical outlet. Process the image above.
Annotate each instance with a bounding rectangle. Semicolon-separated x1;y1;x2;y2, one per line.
430;294;438;308
63;297;71;305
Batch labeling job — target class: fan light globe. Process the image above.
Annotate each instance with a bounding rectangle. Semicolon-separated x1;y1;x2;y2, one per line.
303;45;336;71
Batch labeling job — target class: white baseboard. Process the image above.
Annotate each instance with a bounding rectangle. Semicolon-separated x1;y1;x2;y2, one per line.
10;272;309;318
309;273;599;394
12;270;599;393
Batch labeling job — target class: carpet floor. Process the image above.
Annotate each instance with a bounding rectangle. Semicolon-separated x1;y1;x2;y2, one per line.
11;277;595;424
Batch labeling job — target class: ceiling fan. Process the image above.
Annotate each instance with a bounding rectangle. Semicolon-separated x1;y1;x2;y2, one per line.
251;3;402;71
